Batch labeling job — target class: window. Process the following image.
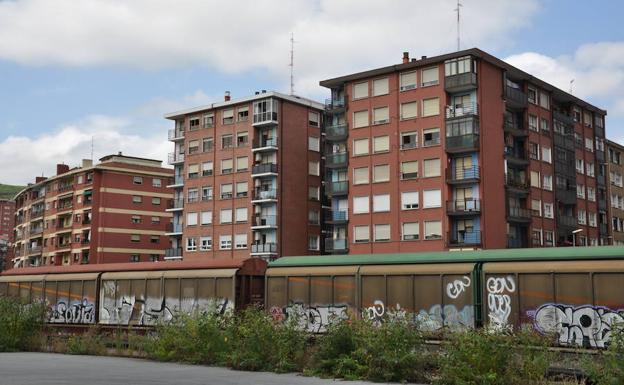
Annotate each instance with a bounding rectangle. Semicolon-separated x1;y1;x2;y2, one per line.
133;176;143;185
219;235;232;250
152;178;162;187
542;147;552;163
131;215;141;224
401;161;418;179
188;188;199;202
528;115;538;132
200;211;212;225
528;86;537;104
237;106;249;122
583;111;592;127
308;186;320;201
353;196;369;214
374;224;390;242
234;233;247;249
131;234;140;243
353;110;369;128
401;191;419;209
188;163;200;179
421;67;439;86
587;187;596;202
203;137;214;152
188;140;200;154
529;142;539;160
202;186;213;201
308;111;320;127
308;161;319;176
585;138;594;152
308;235;320;251
576;159;585;173
532;229;543;246
221;158;233;174
308;136;320;152
202;161;213;177
237;131;248;147
586;162;595;177
424;221;442;240
203;113;214;128
423;127;440;146
577;183;585;198
589;212;597;227
400;101;417;120
132;195;142;203
353;167;369;184
578;209;587;225
220;209;232;224
422;98;440;117
543;174;552;191
539;91;549;109
423;190;441;208
235;207;247;223
150;235;160;244
540;118;550;133
373;78;389;96
353;138;369;156
373;106;389;124
354;225;369;243
530;171;540;188
152;197;161;205
236;181;248;198
187;212;198;226
402;222;419;240
543;202;553;219
401;131;418;149
373;136;389;153
373;194;390;212
222;134;233;149
531;199;542;216
189;117;200;130
353;82;368;99
200;237;212;251
423;158;441;177
308;209;320;225
400;71;417;90
222;109;234;125
236;156;248;172
373;164;390;182
220;183;233;199
151;216;160;224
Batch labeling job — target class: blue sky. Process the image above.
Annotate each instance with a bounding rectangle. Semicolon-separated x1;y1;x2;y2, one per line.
0;0;623;184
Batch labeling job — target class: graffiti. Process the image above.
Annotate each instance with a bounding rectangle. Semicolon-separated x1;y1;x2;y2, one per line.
486;276;515;329
361;300;407;325
49;299;95;324
270;303;349;333
415;304;474;331
531;304;624;348
446;276;471;299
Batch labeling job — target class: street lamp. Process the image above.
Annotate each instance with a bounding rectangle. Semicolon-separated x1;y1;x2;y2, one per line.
572;229;583;247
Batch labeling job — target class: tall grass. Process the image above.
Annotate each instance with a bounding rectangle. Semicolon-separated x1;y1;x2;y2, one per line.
0;297;45;351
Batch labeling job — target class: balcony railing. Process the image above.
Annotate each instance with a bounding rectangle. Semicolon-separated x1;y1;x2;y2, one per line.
446;165;480;183
507;237;527;248
251;243;278;254
165;248;183;259
326;181;348;195
81;238;91;245
448;230;481;246
598;198;607;211
253;188;277;201
166;223;183;234
445;133;479;152
504;86;528;108
28;245;42;254
170;175;184;186
507;206;532;221
505;174;529;190
252;215;277;227
253;112;278;125
82;217;92;225
446;199;481;214
445;102;478;119
168;198;184;209
325;238;347;252
503;119;528;137
31;209;44;219
600;223;608;235
252;138;278;149
252;163;278;175
553;110;575;127
58;184;73;193
29;227;43;235
444;72;477;93
168;152;185;165
556;188;577;205
554;133;575;150
325;124;348;140
504;147;529;165
168;129;185;141
325;97;345;110
596;149;605;163
325;210;348;222
557;215;576;228
325;152;348;167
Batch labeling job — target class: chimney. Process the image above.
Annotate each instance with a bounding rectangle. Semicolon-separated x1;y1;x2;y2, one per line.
82;159;93;168
56;164;70;175
255;91;259;95
224;91;231;101
402;51;409;64
35;176;47;183
261;90;266;93
421;55;427;60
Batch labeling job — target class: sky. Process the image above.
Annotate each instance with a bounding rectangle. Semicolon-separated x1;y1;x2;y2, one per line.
0;0;623;185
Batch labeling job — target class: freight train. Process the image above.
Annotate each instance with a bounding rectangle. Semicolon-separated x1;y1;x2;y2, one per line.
2;246;624;348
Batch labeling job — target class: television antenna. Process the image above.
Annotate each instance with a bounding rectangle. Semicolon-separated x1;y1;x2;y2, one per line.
454;0;463;51
569;78;575;94
289;32;296;95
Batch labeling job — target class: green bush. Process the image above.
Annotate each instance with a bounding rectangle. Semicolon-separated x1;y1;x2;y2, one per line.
0;297;45;352
66;327;107;355
584;326;624;385
436;326;553;385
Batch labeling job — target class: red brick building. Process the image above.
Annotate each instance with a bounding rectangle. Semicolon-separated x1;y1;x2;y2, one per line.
164;91;324;261
11;154;174;268
0;199;15;243
320;48;609;253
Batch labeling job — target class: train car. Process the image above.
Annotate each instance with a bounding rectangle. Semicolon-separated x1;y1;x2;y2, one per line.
0;258;266;327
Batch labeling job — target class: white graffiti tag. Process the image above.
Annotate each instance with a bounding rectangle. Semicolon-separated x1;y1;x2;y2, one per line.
271;303;349;333
486;276;515;329
362;300;407;325
446;276;471;299
49;299;95;324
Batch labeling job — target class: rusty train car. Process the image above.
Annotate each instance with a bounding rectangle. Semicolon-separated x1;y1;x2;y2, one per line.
1;246;624;347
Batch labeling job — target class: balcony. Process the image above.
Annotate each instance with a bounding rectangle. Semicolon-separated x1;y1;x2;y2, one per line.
445;133;479;153
251;243;278;255
252;163;278;177
556;188;577;205
444;72;477;93
325;97;345;111
598;198;607;211
82;216;92;225
445;102;478;120
252;138;279;152
553;133;575;150
448;230;481;247
600;223;608;235
29;227;43;236
325;124;348;141
507;206;532;223
31;209;44;220
324;238;348;253
28;245;42;255
597;174;606;186
252;215;277;228
507;236;528;248
324;210;348;223
58;184;73;193
446;199;481;215
557;215;576;229
167;198;184;211
325;152;348;168
503;119;528;137
504;86;528;109
446;165;480;184
168;129;185;141
553;111;575;127
56;223;73;232
252;112;278;127
252;188;278;202
165;248;183;259
165;223;183;235
596;149;605;163
326;181;348;196
168;152;185;165
504;147;530;166
168;175;184;188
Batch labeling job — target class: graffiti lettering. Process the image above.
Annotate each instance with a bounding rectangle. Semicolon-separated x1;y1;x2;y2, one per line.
486;276;515;329
49;299;95;324
415;304;474;331
446;276;471;299
361;300;407;325
270;303;349;333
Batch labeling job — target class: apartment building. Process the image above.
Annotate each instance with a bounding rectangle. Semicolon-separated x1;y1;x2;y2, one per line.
608;140;624;245
319;48;609;253
11;154;174;268
164;91;324;261
0;199;15;243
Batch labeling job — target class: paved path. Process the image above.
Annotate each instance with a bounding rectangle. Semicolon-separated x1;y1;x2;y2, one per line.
0;352;421;385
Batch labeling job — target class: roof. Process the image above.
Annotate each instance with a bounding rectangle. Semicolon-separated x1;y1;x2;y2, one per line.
268;246;624;268
319;47;606;115
164;90;324;119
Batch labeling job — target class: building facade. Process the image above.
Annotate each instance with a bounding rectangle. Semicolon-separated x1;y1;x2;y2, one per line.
0;199;15;243
164;91;324;261
320;48;609;254
11;154;174;269
608;140;624;245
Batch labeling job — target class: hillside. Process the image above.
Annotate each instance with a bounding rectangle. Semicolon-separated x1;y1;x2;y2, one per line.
0;184;25;200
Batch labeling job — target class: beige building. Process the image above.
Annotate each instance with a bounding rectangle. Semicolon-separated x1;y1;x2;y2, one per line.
608;140;624;245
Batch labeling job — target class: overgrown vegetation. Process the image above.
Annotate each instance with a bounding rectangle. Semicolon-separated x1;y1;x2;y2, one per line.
66;327;107;355
584;326;624;385
0;297;45;352
0;183;24;200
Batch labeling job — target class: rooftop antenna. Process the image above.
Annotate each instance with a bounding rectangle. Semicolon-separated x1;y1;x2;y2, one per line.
569;78;575;94
90;136;94;161
289;32;296;95
454;0;463;51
